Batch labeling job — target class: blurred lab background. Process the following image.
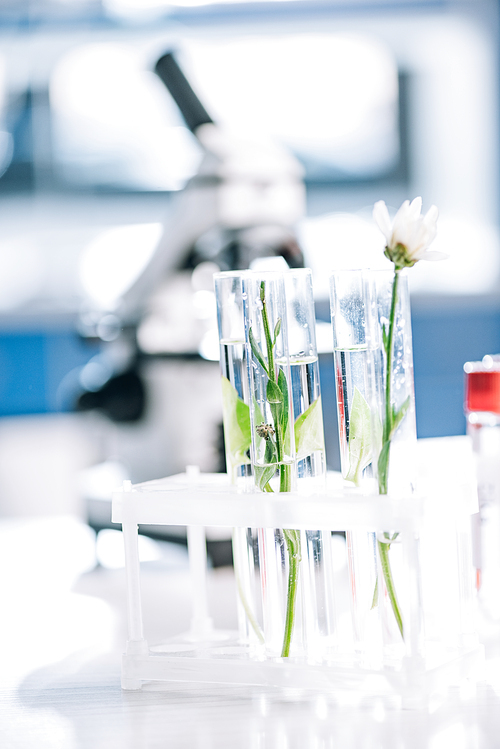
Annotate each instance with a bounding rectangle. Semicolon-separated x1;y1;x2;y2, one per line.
0;0;498;551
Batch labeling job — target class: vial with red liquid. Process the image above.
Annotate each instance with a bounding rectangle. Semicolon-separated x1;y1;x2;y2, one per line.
464;355;500;618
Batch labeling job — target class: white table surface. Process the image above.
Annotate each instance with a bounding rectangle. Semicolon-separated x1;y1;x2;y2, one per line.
2;515;500;749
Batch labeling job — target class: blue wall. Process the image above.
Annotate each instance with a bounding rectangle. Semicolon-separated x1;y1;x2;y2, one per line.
0;327;99;416
318;296;500;469
1;298;500;473
411;298;500;438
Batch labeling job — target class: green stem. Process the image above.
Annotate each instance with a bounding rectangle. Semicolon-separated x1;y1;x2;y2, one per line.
280;462;292;493
260;282;276;382
378;268;404;640
384;269;400;444
279;444;300;656
263;463;300;656
259;281;300;657
260;282;283;462
378;269;400;493
377;538;404;639
281;528;301;657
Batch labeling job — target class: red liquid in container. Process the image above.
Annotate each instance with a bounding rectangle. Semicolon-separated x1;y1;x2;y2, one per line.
464;367;500;415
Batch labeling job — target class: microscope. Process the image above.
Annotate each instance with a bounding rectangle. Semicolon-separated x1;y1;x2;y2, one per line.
76;50;306;424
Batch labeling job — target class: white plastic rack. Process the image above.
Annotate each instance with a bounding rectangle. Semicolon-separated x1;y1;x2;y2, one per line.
112;438;484;708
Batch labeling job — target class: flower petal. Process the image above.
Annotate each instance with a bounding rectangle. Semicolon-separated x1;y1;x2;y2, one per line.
425;204;438;223
373;196;442;268
391;200;413;249
408;196;423;218
423;205;439;245
420;250;448;262
373;200;392;243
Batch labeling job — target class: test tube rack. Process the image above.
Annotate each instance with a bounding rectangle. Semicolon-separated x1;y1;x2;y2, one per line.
113;438;484;708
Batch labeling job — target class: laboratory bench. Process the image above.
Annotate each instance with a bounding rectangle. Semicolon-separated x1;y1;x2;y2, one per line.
2;514;500;748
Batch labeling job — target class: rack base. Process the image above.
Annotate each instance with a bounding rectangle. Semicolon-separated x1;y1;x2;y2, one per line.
122;631;484;709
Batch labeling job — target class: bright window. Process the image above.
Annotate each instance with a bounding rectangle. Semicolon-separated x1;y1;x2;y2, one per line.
49;33;399;190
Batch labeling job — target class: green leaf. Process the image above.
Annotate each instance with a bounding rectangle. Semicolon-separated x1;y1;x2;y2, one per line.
254;423;277;491
278;368;289;439
390;396;410;439
344;387;375;486
273;318;281;346
249;327;268;375
236;397;250;435
269;402;282;446
263;435;277;464
373;410;383;454
220;376;251;469
294;395;325;461
254;463;276;492
267;379;283;441
266;379;283;404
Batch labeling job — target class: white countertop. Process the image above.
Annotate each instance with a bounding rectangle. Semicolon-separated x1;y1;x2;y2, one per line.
2;515;500;748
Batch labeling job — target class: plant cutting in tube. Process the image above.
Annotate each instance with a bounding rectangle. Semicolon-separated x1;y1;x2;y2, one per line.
214;271;265;646
248;279;325;654
248;280;299;657
371;197;445;637
220;271;326;657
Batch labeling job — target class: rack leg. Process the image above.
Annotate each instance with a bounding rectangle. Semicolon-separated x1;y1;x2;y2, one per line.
123;516;148;656
187;525;214;639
